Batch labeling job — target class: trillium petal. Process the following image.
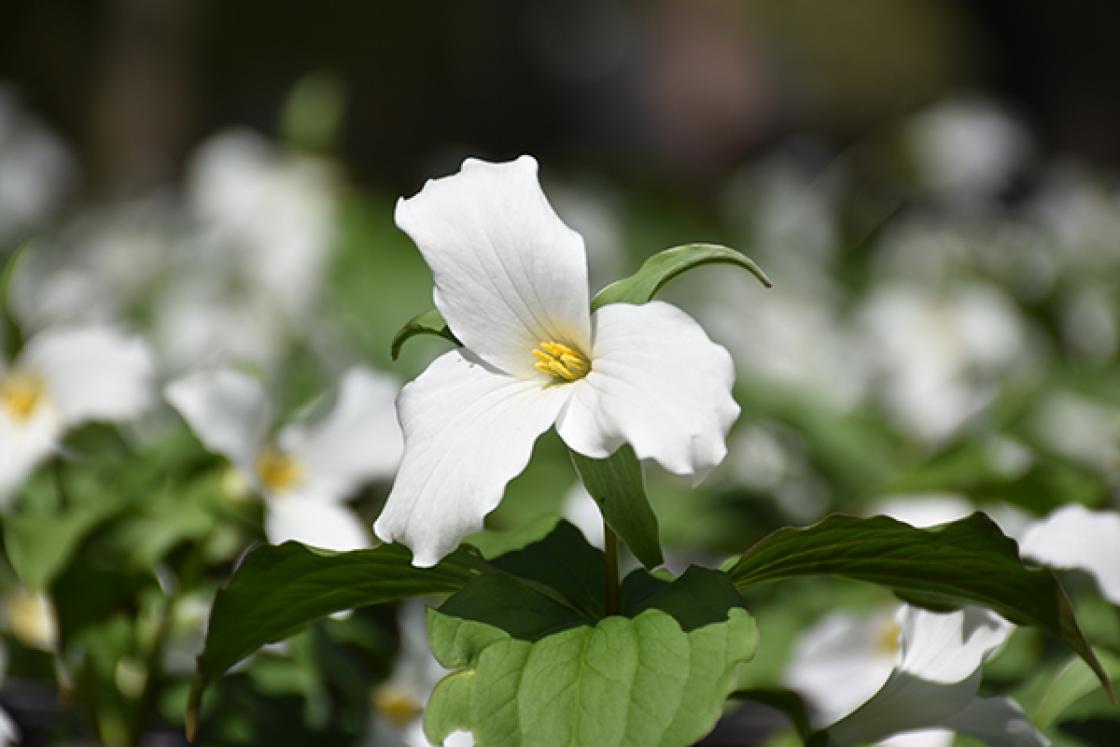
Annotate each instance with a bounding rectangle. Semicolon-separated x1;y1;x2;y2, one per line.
556;301;738;480
1020;504;1120;606
0;407;58;507
945;696;1049;747
165;368;272;474
265;496;369;551
394;156;591;378
22;325;154;427
279;367;403;504
373;349;569;567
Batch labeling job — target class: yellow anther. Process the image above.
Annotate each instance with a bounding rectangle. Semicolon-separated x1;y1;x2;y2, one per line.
532;341;590;382
255;447;303;493
875;620;901;657
373;684;423;726
1;371;46;423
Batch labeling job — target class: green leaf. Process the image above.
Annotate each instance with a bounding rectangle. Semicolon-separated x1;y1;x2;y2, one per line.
186;541;479;740
424;568;758;747
729;688;813;741
591;243;771;310
726;512;1114;698
389;308;458;360
0;242;29;360
570;445;663;568
1032;650;1120;729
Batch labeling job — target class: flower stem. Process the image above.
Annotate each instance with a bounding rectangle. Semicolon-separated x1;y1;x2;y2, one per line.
604;520;620;616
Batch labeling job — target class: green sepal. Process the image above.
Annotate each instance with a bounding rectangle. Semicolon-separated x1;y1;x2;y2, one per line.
389;308;459;360
185;541;480;740
591;242;770;310
726;512;1113;698
570;445;663;568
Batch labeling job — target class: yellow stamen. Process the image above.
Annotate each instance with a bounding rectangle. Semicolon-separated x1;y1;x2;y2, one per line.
1;371;46;423
532;341;590;382
876;620;901;657
373;684;423;726
255;447;303;493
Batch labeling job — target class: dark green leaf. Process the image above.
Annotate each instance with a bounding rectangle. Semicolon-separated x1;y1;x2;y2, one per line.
726;512;1113;698
186;541;479;739
571;445;663;569
729;688;814;741
389;308;458;360
591;243;770;310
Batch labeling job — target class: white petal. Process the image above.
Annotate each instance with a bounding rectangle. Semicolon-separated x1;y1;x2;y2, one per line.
896;605;1013;683
279;367;403;504
946;696;1050;747
0;406;59;506
872;493;974;528
395;156;591;378
561;483;605;550
165;368;272;474
266;496;369;551
556;301;738;480
21;325;154;427
878;730;954;747
373;350;569;567
1020;504;1120;606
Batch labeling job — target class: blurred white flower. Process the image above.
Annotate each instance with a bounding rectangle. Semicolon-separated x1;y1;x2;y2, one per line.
0;84;76;245
374;156;738;567
1030;390;1120;475
906;97;1031;203
1028;162;1120;270
2;587;59;652
0;325;155;504
1020;504;1120;607
166;366;402;550
796;605;1044;747
860;282;1028;442
367;600;473;747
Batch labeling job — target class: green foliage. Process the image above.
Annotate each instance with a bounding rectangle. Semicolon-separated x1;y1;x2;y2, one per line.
727;512;1113;696
590;242;770;310
571;445;663;568
389;308;458;361
1031;650;1120;729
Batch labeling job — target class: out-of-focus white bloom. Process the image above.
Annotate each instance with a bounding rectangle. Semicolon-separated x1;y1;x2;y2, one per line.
3;587;59;652
0;85;76;245
799;605;1045;747
560;483;605;550
860;282;1028;442
1020;504;1120;607
367;600;474;747
1031;390;1120;475
1028;162;1120;270
0;325;155;504
871;492;1032;540
166;366;402;551
1059;283;1118;363
906;98;1031;202
374;157;739;567
186;129;338;319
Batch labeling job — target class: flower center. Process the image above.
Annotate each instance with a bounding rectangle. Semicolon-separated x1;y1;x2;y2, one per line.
1;371;46;423
255;447;303;493
373;684;423;726
532;341;590;382
876;620;902;657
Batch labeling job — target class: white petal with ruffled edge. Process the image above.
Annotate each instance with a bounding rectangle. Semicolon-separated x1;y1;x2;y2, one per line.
265;495;369;551
1020;504;1120;606
21;325;154;427
165;368;272;474
394;156;591;379
278;367;403;504
557;301;738;480
373;350;569;567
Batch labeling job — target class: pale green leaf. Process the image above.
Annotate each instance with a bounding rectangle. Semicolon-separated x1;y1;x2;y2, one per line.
570;445;663;568
389;308;458;360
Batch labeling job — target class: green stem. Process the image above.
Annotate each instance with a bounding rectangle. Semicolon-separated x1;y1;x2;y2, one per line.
604;520;620;616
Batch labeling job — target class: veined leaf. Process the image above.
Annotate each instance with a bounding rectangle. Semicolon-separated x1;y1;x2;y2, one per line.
726;512;1113;698
591;243;770;310
1032;650;1120;728
389;308;458;360
186;541;480;739
571;445;663;568
424;567;758;747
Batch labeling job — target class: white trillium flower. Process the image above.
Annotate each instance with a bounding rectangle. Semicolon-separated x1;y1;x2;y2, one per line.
1020;504;1120;607
0;325;155;504
819;605;1046;747
373;156;739;567
166;366;403;551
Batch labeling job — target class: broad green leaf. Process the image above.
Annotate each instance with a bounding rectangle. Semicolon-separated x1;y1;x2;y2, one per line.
726;513;1113;697
591;243;770;310
390;308;458;360
1032;650;1120;729
186;541;480;739
571;445;663;569
4;501;122;590
424;568;758;747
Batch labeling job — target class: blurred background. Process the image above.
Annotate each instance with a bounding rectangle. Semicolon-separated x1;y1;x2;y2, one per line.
0;1;1117;745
